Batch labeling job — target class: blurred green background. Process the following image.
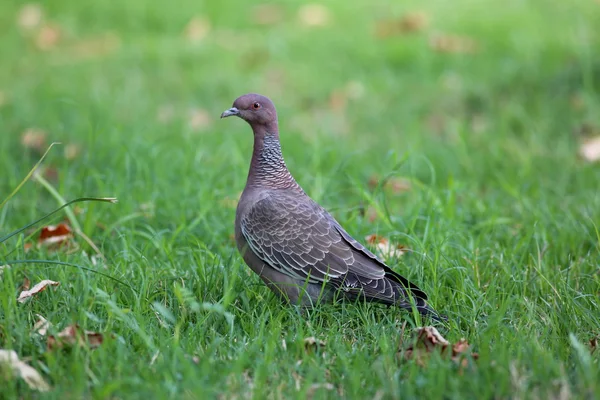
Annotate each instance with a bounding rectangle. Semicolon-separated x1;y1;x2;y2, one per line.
1;0;599;398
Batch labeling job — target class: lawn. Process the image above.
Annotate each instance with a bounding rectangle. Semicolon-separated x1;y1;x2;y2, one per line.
1;0;600;398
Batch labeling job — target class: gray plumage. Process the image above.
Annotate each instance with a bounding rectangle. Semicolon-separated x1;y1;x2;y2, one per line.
221;93;443;321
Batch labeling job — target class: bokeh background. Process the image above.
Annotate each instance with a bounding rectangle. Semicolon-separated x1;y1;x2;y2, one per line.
1;0;600;397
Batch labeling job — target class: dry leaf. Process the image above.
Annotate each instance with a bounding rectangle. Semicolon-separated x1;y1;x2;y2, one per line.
32;314;51;336
65;33;121;61
18;3;43;31
591;337;598;355
307;383;335;396
252;4;284;25
365;234;407;258
0;350;51;391
375;11;429;38
64;143;81;160
329;90;347;113
21;128;47;152
220;192;241;209
20;277;31;292
399;326;478;369
38;223;73;248
303;337;326;352
47;324;105;350
35;23;61;50
368;175;412;193
298;4;330;27
184;17;211;43
579;136;600;162
17;280;59;303
41;166;59;181
188;108;212;130
430;34;478;54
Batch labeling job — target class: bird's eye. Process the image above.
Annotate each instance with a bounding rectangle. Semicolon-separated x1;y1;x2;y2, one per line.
252;102;261;109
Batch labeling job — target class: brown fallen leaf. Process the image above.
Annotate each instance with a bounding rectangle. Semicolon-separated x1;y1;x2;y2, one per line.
35;23;61;50
38;222;73;249
375;11;430;38
20;276;31;292
368;175;412;193
329;89;347;113
303;337;326;352
399;326;478;369
32;314;51;336
429;34;478;54
47;324;105;350
18;3;43;31
365;234;407;258
0;349;51;391
64;143;81;160
184;17;211;43
298;4;330;27
66;32;120;61
21;128;47;153
252;4;284;26
579;136;600;162
17;280;60;303
188;108;212;131
591;336;598;355
220;192;241;209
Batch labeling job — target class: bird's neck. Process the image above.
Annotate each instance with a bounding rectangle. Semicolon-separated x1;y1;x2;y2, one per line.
247;125;300;191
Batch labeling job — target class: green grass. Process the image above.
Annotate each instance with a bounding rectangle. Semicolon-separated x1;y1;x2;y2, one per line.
1;0;600;398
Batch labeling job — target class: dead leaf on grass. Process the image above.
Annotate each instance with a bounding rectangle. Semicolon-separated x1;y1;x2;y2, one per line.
20;277;31;292
64;143;81;160
65;32;121;61
365;234;408;258
38;222;74;248
430;34;478;54
590;337;598;355
298;4;330;27
47;324;105;350
184;17;211;43
18;3;43;31
188;108;213;131
252;4;284;26
17;280;60;303
579;136;600;162
368;175;412;193
21;128;47;153
32;314;51;336
398;326;478;369
35;23;61;50
0;349;51;391
375;11;430;38
303;337;326;352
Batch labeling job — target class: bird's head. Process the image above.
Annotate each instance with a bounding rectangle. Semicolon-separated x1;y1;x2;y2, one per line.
221;93;277;128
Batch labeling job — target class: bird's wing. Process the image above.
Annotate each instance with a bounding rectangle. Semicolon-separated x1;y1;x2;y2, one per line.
240;191;425;303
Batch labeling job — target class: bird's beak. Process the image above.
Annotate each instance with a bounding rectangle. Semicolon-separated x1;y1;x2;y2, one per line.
220;107;240;118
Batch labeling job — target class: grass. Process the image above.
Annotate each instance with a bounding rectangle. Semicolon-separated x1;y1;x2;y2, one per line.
1;0;600;398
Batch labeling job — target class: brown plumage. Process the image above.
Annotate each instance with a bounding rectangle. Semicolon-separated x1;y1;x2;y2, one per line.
221;93;443;321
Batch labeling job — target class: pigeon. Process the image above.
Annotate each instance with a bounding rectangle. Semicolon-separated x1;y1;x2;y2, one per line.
221;93;443;321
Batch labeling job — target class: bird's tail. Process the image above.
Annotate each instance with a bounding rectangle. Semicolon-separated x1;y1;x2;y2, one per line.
414;298;447;323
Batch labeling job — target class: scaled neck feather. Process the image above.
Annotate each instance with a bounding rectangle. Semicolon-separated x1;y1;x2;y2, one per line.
247;123;301;191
